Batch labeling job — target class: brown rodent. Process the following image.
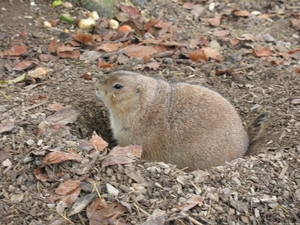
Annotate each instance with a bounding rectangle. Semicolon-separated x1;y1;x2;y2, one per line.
96;71;267;171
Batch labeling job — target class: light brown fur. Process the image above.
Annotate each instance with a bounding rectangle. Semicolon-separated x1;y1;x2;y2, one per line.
96;71;262;171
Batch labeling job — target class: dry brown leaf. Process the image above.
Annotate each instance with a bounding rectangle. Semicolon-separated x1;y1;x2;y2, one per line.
86;198;127;225
253;45;271;57
89;131;108;151
79;51;102;61
213;30;230;38
144;18;160;30
57;47;80;59
98;61;111;68
48;38;61;53
203;47;220;61
174;195;203;211
74;33;93;43
102;145;142;168
120;5;140;19
182;2;194;9
124;45;158;58
61;187;81;205
0;45;27;57
294;68;300;73
55;180;81;195
233;9;251;17
33;167;49;182
0;149;12;162
28;67;50;79
229;38;240;46
209;16;221;27
80;73;93;80
98;43;119;53
47;103;65;112
143;209;168;225
145;61;160;70
0;119;14;134
46;109;79;125
13;60;37;71
42;151;82;165
189;49;207;61
39;54;59;62
291;18;300;31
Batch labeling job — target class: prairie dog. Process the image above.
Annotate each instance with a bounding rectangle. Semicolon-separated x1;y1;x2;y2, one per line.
96;71;262;171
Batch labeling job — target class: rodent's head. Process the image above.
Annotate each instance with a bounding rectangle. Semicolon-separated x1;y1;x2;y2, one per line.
96;71;144;115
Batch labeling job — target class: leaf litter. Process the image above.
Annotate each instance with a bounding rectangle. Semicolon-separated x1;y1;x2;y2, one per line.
1;0;300;224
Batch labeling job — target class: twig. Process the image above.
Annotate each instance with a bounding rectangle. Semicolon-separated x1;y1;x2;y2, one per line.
22;101;48;112
58;212;75;225
170;167;189;176
133;202;150;217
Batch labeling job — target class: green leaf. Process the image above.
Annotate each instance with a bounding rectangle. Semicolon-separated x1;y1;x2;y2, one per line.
60;13;74;23
7;73;26;84
52;0;63;7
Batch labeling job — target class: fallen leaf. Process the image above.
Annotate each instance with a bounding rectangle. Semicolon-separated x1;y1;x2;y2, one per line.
79;50;102;61
291;18;300;31
143;209;168;225
175;195;203;211
0;119;14;134
68;193;97;216
28;67;50;79
213;30;230;38
102;145;142;168
0;149;12;162
86;198;127;225
0;45;27;57
98;61;111;68
56;46;80;59
120;5;140;19
39;54;59;62
80;73;93;80
203;47;220;61
239;33;254;41
233;9;251;17
46;109;79;125
55;180;81;195
48;38;61;53
253;45;271;57
189;49;207;61
74;33;93;43
89;131;108;151
124;45;158;58
294;68;300;73
42;151;82;165
209;16;221;27
13;60;37;71
183;2;194;9
145;61;160;70
98;43;120;53
154;20;172;29
229;38;240;46
47;103;65;111
144;18;160;30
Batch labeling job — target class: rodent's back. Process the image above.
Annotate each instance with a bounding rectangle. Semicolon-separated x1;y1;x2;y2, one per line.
97;71;249;171
163;83;248;170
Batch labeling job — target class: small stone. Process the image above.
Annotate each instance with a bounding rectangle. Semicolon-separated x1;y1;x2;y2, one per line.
291;99;300;105
26;139;35;146
241;216;249;223
106;183;119;197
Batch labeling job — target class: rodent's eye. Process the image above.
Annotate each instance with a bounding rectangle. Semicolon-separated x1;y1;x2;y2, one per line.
113;84;123;89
